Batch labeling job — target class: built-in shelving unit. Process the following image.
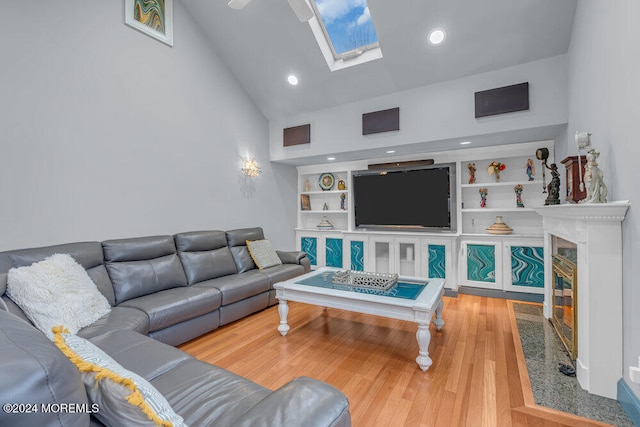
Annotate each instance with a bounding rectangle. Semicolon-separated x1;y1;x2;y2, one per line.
457;144;553;237
295;141;553;293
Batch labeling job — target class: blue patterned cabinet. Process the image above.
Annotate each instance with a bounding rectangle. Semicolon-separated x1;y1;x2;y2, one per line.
427;244;446;279
503;244;544;293
300;236;318;266
349;240;365;271
461;241;503;290
325;238;343;268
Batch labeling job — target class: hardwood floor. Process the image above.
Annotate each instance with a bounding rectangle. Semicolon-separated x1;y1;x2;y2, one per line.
179;294;613;426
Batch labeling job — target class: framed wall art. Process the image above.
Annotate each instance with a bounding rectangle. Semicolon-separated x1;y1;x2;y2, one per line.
125;0;174;46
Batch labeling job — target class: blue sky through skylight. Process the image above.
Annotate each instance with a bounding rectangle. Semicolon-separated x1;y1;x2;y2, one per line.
314;0;378;55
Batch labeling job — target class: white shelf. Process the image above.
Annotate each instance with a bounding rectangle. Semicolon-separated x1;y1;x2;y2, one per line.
461;180;542;188
301;190;348;195
295;227;347;232
462;208;536;213
461;232;543;238
300;210;348;214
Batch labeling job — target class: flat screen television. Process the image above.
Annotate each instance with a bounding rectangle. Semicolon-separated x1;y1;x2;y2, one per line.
353;167;451;230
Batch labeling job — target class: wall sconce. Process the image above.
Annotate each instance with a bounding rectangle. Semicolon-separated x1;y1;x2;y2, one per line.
241;157;262;177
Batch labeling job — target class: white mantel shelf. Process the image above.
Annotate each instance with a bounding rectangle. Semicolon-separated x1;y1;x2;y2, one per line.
534;201;630;399
533;200;630;222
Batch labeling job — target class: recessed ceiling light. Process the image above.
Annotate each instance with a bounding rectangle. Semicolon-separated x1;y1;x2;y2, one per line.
327;157;336;161
428;28;446;46
460;141;472;145
386;150;396;154
287;75;299;85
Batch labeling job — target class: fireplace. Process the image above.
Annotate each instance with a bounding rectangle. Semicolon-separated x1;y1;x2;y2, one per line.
551;236;577;360
535;201;629;399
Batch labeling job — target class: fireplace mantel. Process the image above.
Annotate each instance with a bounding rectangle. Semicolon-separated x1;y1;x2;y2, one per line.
534;201;630;399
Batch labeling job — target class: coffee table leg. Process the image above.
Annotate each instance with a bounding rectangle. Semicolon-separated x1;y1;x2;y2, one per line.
416;323;432;371
278;299;290;336
434;300;445;331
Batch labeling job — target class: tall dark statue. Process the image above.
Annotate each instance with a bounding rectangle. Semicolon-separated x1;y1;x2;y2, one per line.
544;162;561;205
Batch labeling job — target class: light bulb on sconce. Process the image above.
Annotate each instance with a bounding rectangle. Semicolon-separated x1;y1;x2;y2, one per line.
241;157;262;178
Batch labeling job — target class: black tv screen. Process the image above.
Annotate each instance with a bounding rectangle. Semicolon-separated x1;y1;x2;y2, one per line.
353;167;450;230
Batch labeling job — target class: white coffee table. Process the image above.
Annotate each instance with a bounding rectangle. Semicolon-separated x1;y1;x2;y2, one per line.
274;267;445;371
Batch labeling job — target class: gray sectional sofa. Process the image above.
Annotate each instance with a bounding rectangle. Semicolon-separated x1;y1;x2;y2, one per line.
0;227;351;427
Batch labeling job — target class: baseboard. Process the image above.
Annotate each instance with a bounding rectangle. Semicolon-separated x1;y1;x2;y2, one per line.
444;289;458;298
618;379;640;425
458;286;544;303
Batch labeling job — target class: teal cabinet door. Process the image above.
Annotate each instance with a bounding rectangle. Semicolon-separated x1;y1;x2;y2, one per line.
428;244;446;279
326;238;343;268
350;241;364;271
467;244;496;283
300;237;317;266
511;246;544;288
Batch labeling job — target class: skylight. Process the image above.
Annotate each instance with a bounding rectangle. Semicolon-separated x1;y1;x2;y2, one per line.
310;0;380;61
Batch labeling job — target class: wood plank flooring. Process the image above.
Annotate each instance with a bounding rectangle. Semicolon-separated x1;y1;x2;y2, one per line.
179;294;614;426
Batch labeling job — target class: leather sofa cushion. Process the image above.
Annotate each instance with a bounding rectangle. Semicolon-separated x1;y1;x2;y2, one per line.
104;236;189;305
0;242;116;306
0;310;90;427
149;311;220;347
175;231;238;285
89;329;192;382
226;228;265;273
174;230;227;252
102;235;177;262
260;264;305;286
150;358;270;426
233;377;352;427
78;307;150;339
195;270;270;306
119;286;221;332
107;255;188;305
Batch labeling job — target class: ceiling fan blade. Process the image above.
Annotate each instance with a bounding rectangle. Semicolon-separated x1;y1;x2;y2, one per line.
287;0;314;22
227;0;253;10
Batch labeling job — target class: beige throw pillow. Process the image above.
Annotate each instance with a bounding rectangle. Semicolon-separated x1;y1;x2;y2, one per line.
246;239;283;269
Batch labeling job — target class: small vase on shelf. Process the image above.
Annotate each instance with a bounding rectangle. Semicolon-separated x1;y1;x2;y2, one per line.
488;161;506;183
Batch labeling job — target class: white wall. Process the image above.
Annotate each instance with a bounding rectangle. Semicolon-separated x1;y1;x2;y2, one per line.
0;1;297;251
269;55;568;162
566;0;640;398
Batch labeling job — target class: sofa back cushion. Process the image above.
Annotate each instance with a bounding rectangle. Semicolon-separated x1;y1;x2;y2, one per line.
175;231;238;285
0;242;116;307
0;310;90;427
103;236;188;305
226;228;265;273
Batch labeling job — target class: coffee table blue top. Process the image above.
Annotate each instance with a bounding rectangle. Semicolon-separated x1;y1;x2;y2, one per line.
297;270;427;300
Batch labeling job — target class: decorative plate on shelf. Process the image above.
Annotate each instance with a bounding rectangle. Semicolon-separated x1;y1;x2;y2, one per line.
318;173;335;191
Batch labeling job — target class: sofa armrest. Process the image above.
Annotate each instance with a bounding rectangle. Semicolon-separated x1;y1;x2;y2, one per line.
276;250;306;264
234;377;351;427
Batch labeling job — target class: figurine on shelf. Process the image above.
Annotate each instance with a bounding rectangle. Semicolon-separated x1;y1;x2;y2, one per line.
303;180;311;192
468;163;476;184
488;161;506;182
514;184;525;208
526;159;535;181
340;193;346;210
323;202;329;211
544;163;561;205
479;187;488;208
337;179;346;190
580;149;608;203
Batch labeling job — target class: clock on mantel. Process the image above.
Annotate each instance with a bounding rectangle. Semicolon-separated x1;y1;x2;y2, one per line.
561;156;587;203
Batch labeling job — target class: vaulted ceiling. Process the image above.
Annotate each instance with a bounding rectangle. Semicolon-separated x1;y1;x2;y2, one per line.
183;0;577;120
